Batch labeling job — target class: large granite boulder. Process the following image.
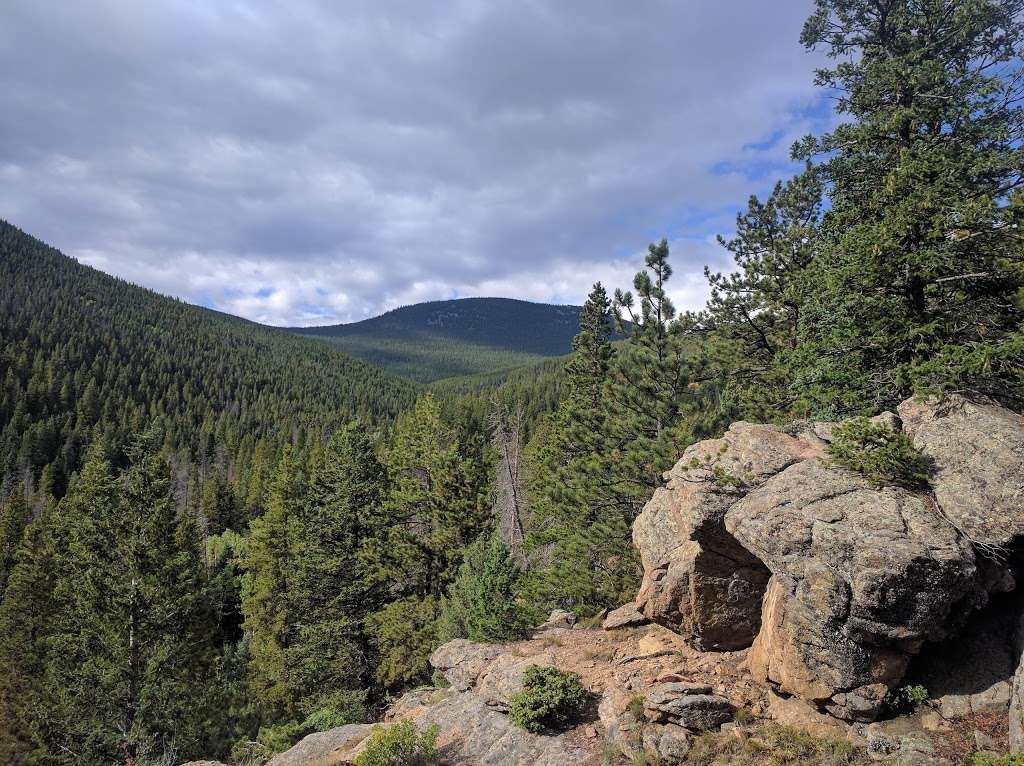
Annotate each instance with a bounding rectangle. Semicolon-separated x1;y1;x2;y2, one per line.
266;724;374;766
430;639;503;691
630;395;1024;723
632;422;818;649
727;459;979;720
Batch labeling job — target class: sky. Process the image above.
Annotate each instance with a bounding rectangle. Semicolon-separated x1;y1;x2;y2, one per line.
0;1;833;327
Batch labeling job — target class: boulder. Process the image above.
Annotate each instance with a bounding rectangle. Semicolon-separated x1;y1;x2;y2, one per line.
728;459;978;720
628;394;1024;724
536;609;576;632
642;681;732;730
603;603;648;630
632;422;817;649
865;718;952;766
655;723;693;762
474;653;548;710
898;395;1024;549
430;639;502;691
396;687;585;765
266;724;374;766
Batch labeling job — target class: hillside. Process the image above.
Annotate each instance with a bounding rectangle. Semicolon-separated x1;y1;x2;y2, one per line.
289;298;585;382
0;220;420;494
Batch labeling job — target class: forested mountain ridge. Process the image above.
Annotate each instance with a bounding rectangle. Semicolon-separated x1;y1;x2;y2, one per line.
0;219;420;497
290;298;586;382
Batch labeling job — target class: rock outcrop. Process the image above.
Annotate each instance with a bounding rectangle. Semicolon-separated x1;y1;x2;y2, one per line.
632;394;1024;723
262;621;757;766
898;396;1024;549
632;422;816;650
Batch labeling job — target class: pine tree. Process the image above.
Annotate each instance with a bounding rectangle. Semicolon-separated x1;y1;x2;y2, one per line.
242;446;306;722
685;168;824;420
521;284;626;614
366;396;489;688
607;240;695;505
0;505;59;766
286;425;386;723
791;0;1024;415
441;532;531;643
378;395;489;600
0;482;29;596
43;435;218;763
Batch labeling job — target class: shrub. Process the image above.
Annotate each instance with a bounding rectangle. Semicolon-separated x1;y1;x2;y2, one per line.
509;665;589;733
882;683;929;716
971;754;1024;766
354;720;441;766
299;688;368;732
826;417;932;488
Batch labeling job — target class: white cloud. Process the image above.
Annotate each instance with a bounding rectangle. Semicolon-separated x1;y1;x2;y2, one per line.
0;0;830;325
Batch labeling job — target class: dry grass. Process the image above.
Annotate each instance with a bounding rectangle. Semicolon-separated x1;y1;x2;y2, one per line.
539;634;565;648
933;709;1009;765
582;646;617;662
685;722;869;766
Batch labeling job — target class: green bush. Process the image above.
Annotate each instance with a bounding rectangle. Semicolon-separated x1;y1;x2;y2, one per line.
826;417;932;488
354;720;441;766
971;754;1024;766
509;665;589;733
882;684;929;716
300;689;367;733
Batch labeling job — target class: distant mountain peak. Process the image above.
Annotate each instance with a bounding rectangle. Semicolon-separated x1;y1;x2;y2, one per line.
290;297;584;383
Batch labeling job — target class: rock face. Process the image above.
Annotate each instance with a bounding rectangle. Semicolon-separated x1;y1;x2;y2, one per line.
898;395;1024;548
266;724;374;766
264;622;755;766
631;395;1024;723
632;422;817;650
730;459;979;720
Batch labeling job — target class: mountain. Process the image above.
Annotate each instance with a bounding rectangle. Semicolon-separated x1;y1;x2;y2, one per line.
0;220;420;494
289;297;584;383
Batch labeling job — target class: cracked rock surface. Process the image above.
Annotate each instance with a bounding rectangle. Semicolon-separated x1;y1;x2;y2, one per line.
631;395;1024;722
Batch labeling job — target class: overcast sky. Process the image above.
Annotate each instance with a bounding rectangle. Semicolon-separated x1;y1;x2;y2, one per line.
1;1;831;326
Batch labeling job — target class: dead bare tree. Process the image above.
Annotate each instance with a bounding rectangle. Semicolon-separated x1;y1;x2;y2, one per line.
489;395;527;560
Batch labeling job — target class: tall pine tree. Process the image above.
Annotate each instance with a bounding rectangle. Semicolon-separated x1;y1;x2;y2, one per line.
792;0;1024;415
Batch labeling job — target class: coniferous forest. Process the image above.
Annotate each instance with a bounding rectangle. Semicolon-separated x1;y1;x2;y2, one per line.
1;1;1023;764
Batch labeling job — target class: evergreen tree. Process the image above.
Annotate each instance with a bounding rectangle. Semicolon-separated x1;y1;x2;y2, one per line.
0;506;59;766
792;0;1024;415
42;436;218;764
364;396;489;688
441;532;531;643
606;240;695;506
242;446;306;723
521;284;628;614
378;395;489;600
286;425;386;723
685;168;825;420
0;482;29;596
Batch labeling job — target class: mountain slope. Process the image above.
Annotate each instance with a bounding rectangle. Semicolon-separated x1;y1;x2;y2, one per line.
0;220;419;492
289;298;584;382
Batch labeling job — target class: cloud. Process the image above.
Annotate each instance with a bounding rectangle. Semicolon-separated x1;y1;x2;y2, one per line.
0;0;830;325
